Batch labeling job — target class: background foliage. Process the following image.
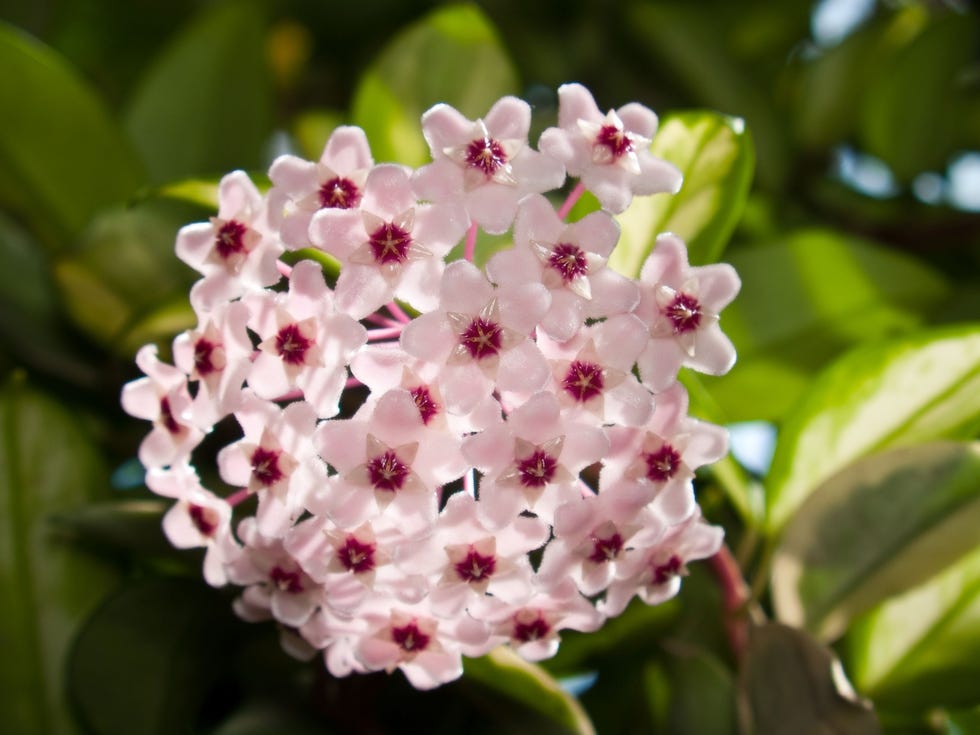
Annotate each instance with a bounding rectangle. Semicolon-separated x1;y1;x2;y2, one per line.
0;0;979;733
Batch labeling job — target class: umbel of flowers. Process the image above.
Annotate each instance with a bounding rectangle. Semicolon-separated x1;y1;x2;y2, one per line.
122;84;740;689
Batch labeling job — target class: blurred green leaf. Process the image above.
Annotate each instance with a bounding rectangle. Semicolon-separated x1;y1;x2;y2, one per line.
210;702;334;735
848;536;980;711
69;578;236;735
772;441;980;641
157;178;220;210
0;213;100;386
945;708;980;735
54;198;204;356
702;228;949;422
740;623;880;735
0;21;145;247
351;4;519;167
646;643;737;735
609;111;754;277
859;10;976;182
766;325;980;532
464;647;595;735
292;109;346;162
0;377;119;735
50;500;174;557
626;2;787;190
124;1;272;183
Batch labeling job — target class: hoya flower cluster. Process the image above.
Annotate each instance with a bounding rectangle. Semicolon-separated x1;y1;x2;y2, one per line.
122;83;741;689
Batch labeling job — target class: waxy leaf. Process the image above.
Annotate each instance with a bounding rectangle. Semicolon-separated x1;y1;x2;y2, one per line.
848;537;980;710
701;229;948;422
351;4;519;167
464;646;595;735
0;21;145;247
69;578;237;735
125;2;272;183
54;198;204;355
766;325;980;532
609;111;754;278
645;643;736;735
772;441;980;641
0;378;118;735
740;623;880;735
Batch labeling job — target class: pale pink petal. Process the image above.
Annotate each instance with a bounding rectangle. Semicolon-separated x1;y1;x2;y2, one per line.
411;159;465;202
632;155;683;196
556;83;602;128
510;150;566;192
697;263;741;311
587;268;640;318
439;260;493;313
690;324;737;376
484;96;531;140
268;154;317;198
421;103;474;154
362;164;414;217
617;102;659;139
569;210;620;257
465;184;522;234
497;341;549;394
400;311;455;363
334;264;394;320
323;126;373;171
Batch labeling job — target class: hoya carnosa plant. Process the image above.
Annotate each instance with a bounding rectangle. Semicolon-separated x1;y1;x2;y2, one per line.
122;82;741;690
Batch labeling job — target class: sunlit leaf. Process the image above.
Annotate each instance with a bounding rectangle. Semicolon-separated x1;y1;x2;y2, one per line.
54;198;205;355
464;647;595;735
69;578;237;735
609;111;754;277
700;228;949;422
740;623;880;735
766;325;980;532
351;4;519;167
772;441;980;641
124;1;272;183
848;537;980;711
0;377;119;735
0;21;145;247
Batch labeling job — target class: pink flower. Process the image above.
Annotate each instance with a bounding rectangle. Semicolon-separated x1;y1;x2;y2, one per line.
175;171;284;313
413;97;565;233
634;233;741;391
269;126;374;249
539;83;682;213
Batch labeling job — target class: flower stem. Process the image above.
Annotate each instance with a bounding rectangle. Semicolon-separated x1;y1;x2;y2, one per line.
276;260;293;278
463;222;479;262
707;544;754;662
385;301;412;324
226;488;251;507
557;182;586;220
366;326;404;342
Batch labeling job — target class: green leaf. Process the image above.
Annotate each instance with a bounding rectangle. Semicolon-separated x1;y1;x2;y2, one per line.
124;1;272;183
772;441;980;641
69;578;237;735
740;623;880;735
50;500;174;557
464;647;595;735
54;198;205;355
0;21;145;247
0;377;119;735
859;10;977;182
351;4;519;167
647;643;737;735
766;325;980;532
848;535;980;710
609;111;754;278
700;228;949;422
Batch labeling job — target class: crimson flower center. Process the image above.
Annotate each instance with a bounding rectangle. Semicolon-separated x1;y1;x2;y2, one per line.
159;397;182;435
270;566;304;594
368;222;412;265
318;176;360;209
548;243;589;283
562;361;605;402
653;555;683;585
338;536;376;574
460;317;503;360
588;533;624;563
251;447;285;487
664;293;702;333
188;504;218;537
454;548;497;583
409;385;439;425
367;450;410;492
516;449;558;488
595;125;633;159
275;324;312;365
465;137;507;177
644;444;682;482
513;614;551;643
214;220;249;260
392;622;430;653
193;338;219;376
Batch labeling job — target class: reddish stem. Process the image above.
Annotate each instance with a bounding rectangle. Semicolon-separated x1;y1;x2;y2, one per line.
277;260;293;278
708;544;751;662
463;222;478;262
557;181;586;220
225;488;251;507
